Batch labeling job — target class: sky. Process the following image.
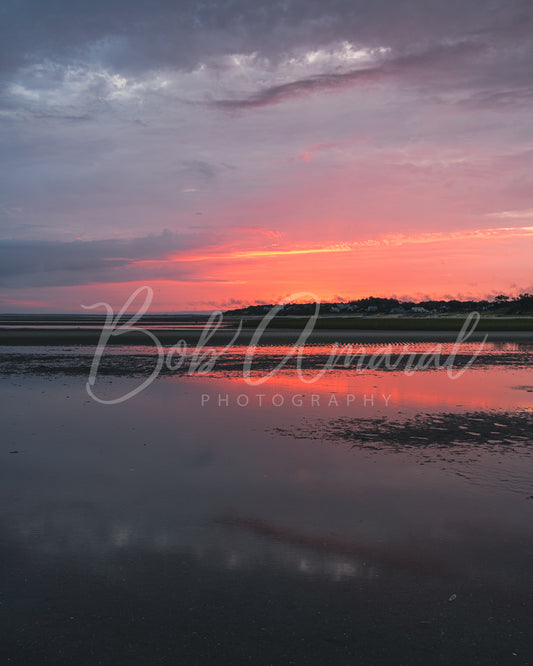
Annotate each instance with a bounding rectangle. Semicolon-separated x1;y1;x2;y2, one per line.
1;0;533;312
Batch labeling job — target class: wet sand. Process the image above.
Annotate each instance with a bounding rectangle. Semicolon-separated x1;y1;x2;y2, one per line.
1;345;532;378
2;371;533;664
273;409;533;466
2;331;533;664
1;326;533;346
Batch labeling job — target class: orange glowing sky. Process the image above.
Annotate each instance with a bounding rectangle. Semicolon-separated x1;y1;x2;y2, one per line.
2;2;533;311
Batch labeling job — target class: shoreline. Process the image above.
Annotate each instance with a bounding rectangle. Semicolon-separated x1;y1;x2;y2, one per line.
1;327;533;346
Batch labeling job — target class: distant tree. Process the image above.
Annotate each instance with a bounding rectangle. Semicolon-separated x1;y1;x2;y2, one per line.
510;293;533;313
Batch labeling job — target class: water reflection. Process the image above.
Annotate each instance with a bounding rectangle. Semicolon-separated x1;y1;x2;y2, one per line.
2;363;533;578
1;346;533;662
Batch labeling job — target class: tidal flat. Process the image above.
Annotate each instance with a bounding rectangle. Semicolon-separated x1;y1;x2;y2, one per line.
1;330;533;664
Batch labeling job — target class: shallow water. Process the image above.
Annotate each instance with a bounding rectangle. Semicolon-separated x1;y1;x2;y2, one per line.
1;343;533;664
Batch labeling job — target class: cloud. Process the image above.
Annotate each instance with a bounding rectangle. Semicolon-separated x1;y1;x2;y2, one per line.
2;3;531;122
181;160;217;180
486;208;533;220
1;0;533;311
457;87;533;109
1;0;531;78
212;40;486;110
0;230;220;287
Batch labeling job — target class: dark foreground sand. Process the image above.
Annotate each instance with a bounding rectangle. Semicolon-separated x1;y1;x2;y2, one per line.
1;326;533;345
1;334;533;664
2;373;533;665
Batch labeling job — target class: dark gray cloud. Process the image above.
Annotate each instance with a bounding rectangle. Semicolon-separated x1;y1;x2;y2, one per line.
181;160;217;179
1;0;532;78
0;229;220;287
2;0;530;134
458;87;533;109
213;40;487;110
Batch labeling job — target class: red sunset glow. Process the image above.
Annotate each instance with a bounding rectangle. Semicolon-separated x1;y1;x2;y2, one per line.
1;4;533;312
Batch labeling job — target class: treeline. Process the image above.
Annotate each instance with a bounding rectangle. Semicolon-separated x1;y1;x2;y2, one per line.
225;293;533;316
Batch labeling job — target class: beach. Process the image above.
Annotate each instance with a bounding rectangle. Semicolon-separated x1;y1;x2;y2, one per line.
2;313;533;347
1;323;533;664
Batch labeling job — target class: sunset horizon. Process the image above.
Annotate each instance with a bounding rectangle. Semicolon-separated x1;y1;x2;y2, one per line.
2;224;533;313
2;1;533;312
